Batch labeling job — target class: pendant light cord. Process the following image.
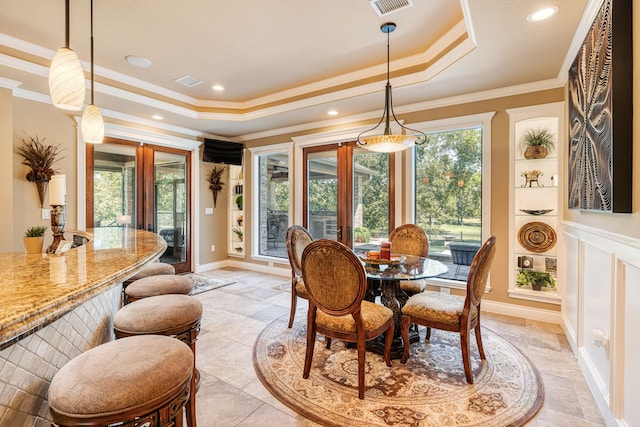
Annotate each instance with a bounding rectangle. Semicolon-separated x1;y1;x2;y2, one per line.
64;0;70;48
386;27;390;85
90;0;95;104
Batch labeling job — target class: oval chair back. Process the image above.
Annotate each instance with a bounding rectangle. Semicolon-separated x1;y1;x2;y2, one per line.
389;224;430;296
465;235;497;311
285;225;313;328
389;224;429;257
301;239;366;316
286;225;313;277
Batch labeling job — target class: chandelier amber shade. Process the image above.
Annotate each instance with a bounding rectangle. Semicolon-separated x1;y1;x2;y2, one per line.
359;134;416;153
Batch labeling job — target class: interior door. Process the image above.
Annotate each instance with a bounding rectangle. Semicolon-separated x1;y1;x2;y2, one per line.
303;142;394;248
86;138;191;273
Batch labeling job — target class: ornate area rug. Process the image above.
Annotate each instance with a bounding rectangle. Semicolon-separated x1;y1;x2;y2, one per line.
253;316;543;427
183;273;235;296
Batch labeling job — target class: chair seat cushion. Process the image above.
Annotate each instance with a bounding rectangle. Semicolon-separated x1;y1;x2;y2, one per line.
295;276;307;297
125;275;193;299
128;261;175;281
48;335;193;419
114;294;203;335
399;279;427;294
402;291;477;326
316;300;392;333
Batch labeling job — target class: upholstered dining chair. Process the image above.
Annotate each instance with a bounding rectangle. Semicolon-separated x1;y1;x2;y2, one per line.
389;224;430;296
301;239;394;399
285;225;313;328
400;235;497;384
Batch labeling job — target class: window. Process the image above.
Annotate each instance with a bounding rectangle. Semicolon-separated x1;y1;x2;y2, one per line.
411;113;493;285
251;144;292;260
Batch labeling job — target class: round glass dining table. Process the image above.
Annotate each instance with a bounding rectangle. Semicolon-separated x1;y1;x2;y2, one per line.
358;253;448;358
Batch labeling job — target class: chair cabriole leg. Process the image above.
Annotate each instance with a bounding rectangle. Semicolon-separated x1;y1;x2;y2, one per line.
400;315;411;364
460;329;473;384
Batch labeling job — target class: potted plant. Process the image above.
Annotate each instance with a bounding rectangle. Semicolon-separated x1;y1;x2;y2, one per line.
16;136;63;207
236;195;243;210
24;225;47;254
519;128;555;159
232;227;243;242
516;269;556;291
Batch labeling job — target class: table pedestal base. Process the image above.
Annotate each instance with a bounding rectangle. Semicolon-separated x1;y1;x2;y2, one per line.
364;278;419;359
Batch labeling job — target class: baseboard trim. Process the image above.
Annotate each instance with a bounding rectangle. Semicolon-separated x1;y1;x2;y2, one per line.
482;299;562;324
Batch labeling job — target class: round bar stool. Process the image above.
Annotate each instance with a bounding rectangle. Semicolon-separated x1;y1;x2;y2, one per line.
124;274;193;304
48;335;193;427
123;261;175;288
114;294;203;427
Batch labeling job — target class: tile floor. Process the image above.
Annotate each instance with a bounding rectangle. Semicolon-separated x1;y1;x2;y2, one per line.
192;267;606;427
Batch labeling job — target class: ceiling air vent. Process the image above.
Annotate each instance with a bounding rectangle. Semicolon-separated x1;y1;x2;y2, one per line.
175;75;202;87
370;0;413;17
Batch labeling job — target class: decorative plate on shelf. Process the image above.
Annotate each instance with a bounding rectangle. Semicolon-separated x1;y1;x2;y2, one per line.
519;209;554;215
518;222;556;253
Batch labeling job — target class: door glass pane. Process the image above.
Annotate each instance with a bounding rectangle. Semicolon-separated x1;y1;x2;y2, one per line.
257;153;289;257
155;152;187;264
415;127;483;281
93;144;136;228
352;148;389;250
307;151;338;241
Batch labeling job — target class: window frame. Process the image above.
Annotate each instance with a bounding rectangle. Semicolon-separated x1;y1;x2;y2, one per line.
406;112;495;290
249;142;294;263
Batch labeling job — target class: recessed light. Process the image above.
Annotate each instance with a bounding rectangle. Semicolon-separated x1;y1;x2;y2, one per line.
125;55;152;67
212;85;225;91
527;6;559;22
152;114;163;120
327;110;339;116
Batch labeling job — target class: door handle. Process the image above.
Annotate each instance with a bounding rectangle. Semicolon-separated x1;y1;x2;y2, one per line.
347;226;351;242
337;225;343;240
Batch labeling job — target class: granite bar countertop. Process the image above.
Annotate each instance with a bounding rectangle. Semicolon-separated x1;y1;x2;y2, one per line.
0;227;167;349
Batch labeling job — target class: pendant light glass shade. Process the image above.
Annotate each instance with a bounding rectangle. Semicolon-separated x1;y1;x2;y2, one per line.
357;22;425;153
49;48;85;110
80;104;104;144
81;104;104;143
81;0;104;144
359;134;416;153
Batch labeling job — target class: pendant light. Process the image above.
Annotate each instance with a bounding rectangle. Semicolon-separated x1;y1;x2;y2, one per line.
357;22;426;153
48;0;85;111
81;0;104;144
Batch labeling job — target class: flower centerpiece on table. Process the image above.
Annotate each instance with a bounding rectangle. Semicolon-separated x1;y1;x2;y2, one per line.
17;136;63;207
207;166;225;207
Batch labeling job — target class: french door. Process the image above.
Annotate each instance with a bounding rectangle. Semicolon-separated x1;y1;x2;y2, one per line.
303;142;395;248
86;138;192;273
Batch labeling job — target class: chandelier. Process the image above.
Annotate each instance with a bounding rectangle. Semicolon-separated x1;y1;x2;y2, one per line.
357;22;426;153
